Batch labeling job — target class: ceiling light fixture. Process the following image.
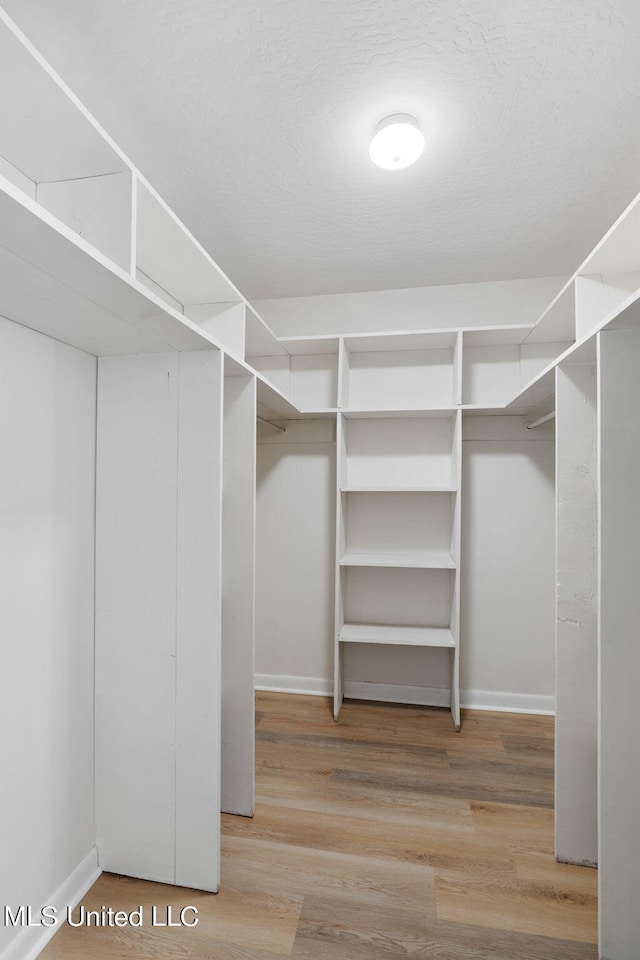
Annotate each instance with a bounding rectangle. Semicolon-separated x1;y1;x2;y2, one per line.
369;114;425;170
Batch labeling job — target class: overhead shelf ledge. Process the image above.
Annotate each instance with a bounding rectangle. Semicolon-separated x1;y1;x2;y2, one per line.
0;178;228;356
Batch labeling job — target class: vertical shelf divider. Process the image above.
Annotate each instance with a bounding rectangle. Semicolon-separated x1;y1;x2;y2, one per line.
129;171;138;278
333;414;346;720
555;359;598;866
221;369;256;816
453;330;464;407
450;409;462;730
337;338;349;410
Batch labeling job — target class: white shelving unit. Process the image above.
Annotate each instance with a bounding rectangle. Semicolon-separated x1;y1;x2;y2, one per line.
342;331;459;411
334;408;462;730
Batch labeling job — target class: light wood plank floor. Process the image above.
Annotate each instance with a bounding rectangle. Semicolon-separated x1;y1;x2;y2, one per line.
41;693;598;959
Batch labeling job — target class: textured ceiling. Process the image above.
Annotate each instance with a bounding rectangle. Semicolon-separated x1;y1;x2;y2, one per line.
4;0;640;299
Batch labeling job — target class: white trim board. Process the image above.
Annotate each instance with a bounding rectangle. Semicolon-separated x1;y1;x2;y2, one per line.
462;689;555;716
255;675;555;715
256;674;332;697
0;848;100;960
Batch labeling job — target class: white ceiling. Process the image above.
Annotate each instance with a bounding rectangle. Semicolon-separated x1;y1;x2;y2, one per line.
5;1;640;300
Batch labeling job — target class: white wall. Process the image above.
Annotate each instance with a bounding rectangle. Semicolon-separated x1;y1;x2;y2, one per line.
461;416;555;712
256;420;336;693
253;277;566;338
256;415;556;713
0;318;97;958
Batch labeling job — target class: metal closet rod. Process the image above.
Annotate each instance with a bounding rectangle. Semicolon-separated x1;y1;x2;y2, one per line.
525;411;556;430
257;415;286;434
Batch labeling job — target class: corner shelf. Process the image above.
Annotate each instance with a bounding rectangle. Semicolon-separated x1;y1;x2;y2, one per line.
0;177;223;356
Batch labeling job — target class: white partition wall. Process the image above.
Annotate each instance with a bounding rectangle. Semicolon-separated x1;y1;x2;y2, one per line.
555;361;598;867
95;350;223;892
221;370;256;816
0;318;98;960
597;329;640;960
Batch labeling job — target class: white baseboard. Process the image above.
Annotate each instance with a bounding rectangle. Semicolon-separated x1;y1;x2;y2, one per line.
1;847;101;960
256;674;332;697
255;674;555;716
462;688;555;715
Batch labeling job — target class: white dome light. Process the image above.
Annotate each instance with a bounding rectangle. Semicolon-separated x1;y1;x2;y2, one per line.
369;114;425;170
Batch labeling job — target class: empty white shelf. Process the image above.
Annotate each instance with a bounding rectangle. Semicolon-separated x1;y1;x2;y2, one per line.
339;624;455;648
0;180;216;356
341;485;457;493
341;408;458;419
340;550;456;569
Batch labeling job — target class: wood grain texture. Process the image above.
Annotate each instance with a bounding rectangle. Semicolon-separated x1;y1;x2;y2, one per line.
41;693;596;959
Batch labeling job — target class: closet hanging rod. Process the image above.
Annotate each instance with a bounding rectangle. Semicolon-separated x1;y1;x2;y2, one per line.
525;411;556;430
257;415;286;434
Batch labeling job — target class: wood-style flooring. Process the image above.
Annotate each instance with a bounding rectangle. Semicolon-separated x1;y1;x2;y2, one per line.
41;693;598;959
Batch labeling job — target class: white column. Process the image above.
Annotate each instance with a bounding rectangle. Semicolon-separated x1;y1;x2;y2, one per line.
221;371;256;816
554;361;598;866
597;329;640;959
95;350;223;892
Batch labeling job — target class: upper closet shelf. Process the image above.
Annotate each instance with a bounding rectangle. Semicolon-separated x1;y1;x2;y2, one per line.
506;286;640;415
256;372;300;420
577;193;640;277
0;179;225;356
0;14;128;190
4;7;640;410
135;181;241;307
